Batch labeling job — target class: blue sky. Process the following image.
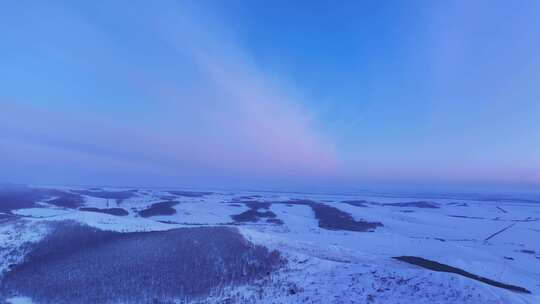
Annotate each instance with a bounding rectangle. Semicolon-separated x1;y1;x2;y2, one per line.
1;1;539;191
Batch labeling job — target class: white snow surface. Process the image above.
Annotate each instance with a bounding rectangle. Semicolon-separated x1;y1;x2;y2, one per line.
1;186;539;303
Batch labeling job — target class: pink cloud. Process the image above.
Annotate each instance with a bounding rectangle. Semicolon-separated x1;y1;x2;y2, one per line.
0;3;339;187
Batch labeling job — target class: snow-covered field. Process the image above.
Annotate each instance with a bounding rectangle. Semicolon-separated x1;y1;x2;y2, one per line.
0;186;539;303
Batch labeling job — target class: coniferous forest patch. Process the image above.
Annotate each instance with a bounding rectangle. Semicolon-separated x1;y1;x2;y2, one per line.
1;221;283;304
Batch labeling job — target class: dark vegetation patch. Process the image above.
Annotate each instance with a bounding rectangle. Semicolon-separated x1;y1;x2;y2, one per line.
279;199;383;232
72;189;138;202
310;203;382;232
138;201;178;218
448;215;485;220
447;202;469;207
484;223;515;242
236;195;262;200
231;201;281;224
47;193;85;208
393;256;531;294
79;207;129;216
504;256;514;260
266;218;284;225
511;217;539;223
168;191;213;198
384;201;440;209
0;185;84;213
232;209;278;223
411;236;446;242
0;213;15;220
0;186;51;212
497;206;508;213
1;222;282;303
233;199;383;231
157;220;181;224
341;200;369;207
244;201;272;209
159;195;178;200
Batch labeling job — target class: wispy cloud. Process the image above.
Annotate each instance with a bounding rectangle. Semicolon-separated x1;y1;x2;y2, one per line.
0;2;338;187
157;6;338;177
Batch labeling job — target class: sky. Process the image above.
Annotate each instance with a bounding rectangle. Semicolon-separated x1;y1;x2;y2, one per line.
1;1;539;192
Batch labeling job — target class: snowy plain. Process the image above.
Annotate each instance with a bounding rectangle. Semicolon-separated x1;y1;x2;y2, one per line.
0;186;538;303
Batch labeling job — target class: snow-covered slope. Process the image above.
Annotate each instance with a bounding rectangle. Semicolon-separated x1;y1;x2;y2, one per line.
1;186;538;303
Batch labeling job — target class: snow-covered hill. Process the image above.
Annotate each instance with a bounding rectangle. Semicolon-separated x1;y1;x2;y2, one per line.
0;185;538;303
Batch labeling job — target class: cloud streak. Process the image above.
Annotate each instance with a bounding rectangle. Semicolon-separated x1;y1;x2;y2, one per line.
159;6;338;176
0;2;338;188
